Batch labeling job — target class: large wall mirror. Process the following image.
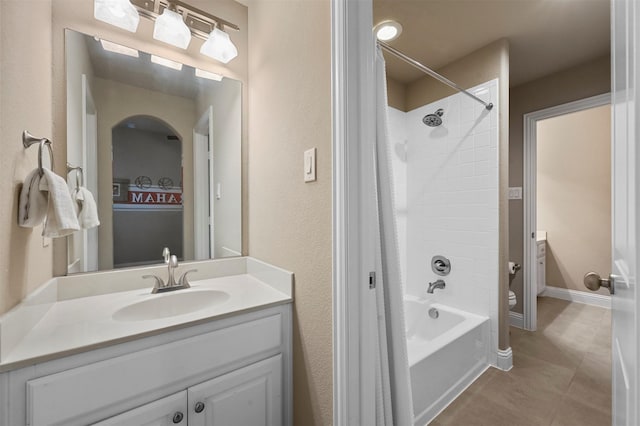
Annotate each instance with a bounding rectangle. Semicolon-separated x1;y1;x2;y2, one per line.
65;29;242;274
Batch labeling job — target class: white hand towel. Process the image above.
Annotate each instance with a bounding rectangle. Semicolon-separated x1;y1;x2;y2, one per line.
40;168;80;238
74;187;100;229
18;169;48;228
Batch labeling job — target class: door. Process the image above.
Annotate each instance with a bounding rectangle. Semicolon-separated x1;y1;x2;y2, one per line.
187;355;283;426
610;0;638;423
193;106;215;260
91;391;187;426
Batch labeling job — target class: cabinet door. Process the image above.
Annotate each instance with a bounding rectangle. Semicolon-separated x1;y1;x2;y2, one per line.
188;355;282;426
537;256;546;294
92;391;187;426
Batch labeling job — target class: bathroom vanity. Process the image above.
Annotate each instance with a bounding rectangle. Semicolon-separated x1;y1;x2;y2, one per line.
0;257;292;426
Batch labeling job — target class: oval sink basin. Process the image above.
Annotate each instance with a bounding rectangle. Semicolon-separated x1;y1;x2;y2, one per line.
113;290;230;322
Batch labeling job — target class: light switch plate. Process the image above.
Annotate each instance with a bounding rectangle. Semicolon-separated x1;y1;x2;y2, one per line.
508;186;523;200
304;148;316;182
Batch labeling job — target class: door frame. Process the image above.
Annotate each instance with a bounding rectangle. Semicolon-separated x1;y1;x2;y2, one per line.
332;0;378;423
522;92;610;331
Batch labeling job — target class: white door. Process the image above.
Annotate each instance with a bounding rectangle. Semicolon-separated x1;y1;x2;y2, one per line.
193;106;215;260
610;0;638;423
91;391;187;426
187;355;283;426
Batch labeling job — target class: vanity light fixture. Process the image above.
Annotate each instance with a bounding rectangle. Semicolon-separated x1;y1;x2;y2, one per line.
94;0;140;33
100;39;140;57
200;27;238;64
195;68;224;81
151;55;183;70
374;20;403;42
94;0;241;63
153;6;191;49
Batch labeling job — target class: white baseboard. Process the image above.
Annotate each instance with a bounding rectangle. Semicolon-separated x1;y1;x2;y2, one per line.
496;347;513;371
509;311;524;329
541;285;611;309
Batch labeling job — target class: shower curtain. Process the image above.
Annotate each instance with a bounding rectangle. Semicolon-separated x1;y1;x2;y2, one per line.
373;46;414;426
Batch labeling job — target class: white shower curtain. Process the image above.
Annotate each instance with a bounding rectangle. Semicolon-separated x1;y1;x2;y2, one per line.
373;46;414;426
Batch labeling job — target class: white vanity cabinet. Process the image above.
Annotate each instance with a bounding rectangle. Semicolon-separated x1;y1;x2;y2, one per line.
95;355;282;426
0;304;291;426
92;391;188;425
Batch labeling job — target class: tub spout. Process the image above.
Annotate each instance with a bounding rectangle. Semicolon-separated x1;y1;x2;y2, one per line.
427;279;446;294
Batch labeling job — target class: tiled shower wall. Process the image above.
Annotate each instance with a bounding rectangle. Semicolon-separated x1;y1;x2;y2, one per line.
388;79;500;357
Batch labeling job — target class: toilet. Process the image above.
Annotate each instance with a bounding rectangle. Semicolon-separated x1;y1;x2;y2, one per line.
508;262;520;310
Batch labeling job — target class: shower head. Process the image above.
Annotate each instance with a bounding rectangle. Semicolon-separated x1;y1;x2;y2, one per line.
423;108;444;127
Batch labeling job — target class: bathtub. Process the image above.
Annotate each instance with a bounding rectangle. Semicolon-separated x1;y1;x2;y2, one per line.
405;296;490;425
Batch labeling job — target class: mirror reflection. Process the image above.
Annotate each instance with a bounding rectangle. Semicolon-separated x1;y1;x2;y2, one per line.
65;29;242;274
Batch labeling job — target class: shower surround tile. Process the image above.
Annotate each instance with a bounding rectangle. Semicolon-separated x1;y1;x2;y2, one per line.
388;79;500;361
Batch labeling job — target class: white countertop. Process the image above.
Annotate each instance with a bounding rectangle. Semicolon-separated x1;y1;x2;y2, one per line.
0;257;293;372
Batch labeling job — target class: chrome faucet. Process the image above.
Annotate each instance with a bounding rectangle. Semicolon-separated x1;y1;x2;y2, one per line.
143;247;198;293
427;279;446;294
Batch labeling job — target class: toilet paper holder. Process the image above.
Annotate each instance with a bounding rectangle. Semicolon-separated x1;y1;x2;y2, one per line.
508;262;521;275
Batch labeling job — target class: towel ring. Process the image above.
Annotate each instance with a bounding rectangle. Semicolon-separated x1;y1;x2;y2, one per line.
67;163;84;190
23;130;54;176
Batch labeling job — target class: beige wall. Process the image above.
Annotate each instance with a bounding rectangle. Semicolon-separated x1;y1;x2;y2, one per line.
92;78;197;269
0;0;54;315
387;76;406;111
537;105;611;295
247;1;332;424
509;55;610;313
402;39;511;350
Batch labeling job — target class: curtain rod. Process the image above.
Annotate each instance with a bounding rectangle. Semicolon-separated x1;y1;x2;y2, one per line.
377;41;493;111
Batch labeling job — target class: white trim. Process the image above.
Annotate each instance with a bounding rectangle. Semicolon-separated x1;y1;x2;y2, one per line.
509;311;524;329
332;0;377;424
522;93;610;332
541;285;612;309
496;347;513;371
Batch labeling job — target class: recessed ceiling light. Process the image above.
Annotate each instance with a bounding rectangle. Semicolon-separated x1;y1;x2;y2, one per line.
374;20;402;42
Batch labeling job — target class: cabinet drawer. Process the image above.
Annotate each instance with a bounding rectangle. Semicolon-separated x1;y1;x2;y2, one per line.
27;314;283;426
536;242;546;257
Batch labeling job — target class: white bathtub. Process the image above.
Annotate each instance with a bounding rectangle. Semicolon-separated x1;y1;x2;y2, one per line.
405;296;490;425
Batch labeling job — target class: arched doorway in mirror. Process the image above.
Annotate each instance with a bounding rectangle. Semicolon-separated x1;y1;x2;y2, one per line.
111;115;183;268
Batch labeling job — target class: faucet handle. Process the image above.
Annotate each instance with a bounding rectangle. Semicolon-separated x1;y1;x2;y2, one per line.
143;274;166;293
162;247;171;264
178;269;198;288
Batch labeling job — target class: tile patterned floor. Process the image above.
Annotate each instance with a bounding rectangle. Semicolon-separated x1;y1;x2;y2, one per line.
431;297;612;426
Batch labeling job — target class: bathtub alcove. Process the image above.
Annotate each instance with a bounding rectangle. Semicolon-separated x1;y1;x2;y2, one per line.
387;79;500;425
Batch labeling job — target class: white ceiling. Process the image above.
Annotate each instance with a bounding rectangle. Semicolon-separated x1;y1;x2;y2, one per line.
373;0;610;87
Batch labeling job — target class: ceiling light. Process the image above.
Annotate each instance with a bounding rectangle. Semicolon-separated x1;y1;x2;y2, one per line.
200;27;238;64
374;20;402;42
151;55;183;70
100;39;139;57
195;68;224;81
94;0;140;33
153;7;191;49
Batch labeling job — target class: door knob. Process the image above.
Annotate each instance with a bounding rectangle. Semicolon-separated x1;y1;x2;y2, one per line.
583;272;615;294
